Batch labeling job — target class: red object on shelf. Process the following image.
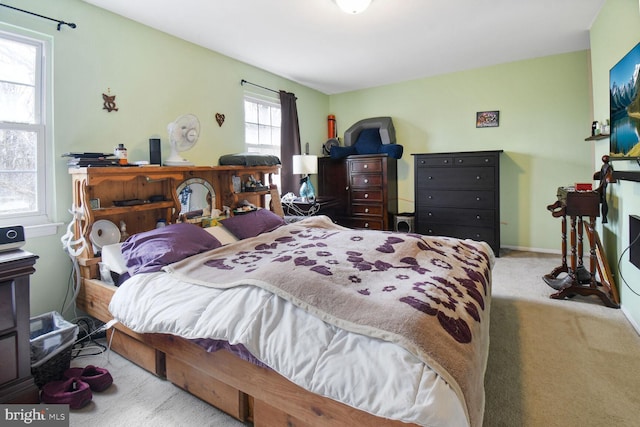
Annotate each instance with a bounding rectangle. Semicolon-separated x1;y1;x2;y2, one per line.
575;183;593;191
328;115;336;139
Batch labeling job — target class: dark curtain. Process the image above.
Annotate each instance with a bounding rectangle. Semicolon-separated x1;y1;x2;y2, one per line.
279;90;301;195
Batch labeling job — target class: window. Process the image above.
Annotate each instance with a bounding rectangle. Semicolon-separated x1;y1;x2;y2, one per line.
0;27;53;233
244;94;281;188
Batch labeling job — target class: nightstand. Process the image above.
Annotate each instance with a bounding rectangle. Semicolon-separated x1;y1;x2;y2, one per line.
0;250;39;403
282;197;338;219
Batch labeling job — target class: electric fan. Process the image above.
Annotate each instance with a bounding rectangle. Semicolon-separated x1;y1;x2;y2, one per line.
164;113;200;166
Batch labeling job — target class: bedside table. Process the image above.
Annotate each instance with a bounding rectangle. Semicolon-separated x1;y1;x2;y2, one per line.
282;197;339;219
0;250;39;403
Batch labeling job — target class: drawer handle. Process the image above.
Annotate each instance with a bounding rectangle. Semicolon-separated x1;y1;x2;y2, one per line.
458;159;463;164
484;158;489;163
364;178;369;184
364;222;369;228
443;159;449;164
428;195;433;199
476;215;481;220
420;160;425;164
345;186;349;190
476;176;481;180
364;193;369;198
476;197;481;201
428;229;433;234
428;176;433;180
428;212;433;216
364;208;369;213
364;164;368;169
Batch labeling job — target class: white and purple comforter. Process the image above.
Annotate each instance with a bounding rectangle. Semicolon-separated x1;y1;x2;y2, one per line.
108;216;494;426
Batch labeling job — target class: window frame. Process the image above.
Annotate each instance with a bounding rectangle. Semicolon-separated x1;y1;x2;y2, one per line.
243;92;282;156
0;25;57;237
243;92;282;192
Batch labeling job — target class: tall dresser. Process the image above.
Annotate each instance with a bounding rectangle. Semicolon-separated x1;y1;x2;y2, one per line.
0;250;39;403
413;150;502;256
318;154;398;230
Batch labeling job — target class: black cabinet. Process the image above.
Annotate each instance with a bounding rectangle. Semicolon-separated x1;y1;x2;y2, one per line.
0;250;39;403
413;151;502;256
319;154;397;230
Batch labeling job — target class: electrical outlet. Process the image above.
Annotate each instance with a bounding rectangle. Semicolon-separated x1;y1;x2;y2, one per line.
629;215;640;269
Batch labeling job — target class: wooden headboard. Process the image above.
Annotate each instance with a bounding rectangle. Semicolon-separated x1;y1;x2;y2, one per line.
68;165;280;280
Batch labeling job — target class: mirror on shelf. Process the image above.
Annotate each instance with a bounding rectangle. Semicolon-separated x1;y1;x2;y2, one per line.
176;178;216;219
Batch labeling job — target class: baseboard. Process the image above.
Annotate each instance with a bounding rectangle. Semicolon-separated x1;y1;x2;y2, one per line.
501;245;561;255
621;305;640;337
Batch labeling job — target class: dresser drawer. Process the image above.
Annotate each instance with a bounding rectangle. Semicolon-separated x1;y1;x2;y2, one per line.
350;189;383;202
418;223;496;247
351;174;383;187
416;167;495;190
452;155;498;167
417;190;495;209
415;156;454;167
349;158;383;173
351;203;384;216
0;282;15;332
417;207;495;227
340;217;384;230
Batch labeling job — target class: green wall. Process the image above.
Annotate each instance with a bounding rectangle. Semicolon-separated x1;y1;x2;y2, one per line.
330;52;593;252
590;0;640;330
1;0;329;316
4;0;606;319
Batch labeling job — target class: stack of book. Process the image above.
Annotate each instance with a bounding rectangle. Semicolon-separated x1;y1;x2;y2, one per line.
63;152;119;167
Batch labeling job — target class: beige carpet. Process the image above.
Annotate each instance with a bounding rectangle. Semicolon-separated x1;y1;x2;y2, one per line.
68;250;640;427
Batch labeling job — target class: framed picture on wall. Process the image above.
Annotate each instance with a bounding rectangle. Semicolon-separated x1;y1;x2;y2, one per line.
476;111;500;128
610;41;640;158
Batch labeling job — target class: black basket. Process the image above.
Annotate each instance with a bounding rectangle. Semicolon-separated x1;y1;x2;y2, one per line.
31;342;73;388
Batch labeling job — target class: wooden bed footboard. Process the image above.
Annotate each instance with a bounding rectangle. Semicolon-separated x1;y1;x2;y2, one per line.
77;279;419;427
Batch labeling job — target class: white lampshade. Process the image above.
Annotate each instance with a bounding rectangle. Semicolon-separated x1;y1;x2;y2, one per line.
335;0;372;14
292;154;318;175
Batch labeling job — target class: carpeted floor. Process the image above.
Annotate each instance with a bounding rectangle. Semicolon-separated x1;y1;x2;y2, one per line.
68;249;640;426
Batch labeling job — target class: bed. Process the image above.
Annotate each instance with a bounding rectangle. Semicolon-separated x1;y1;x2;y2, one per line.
79;209;494;427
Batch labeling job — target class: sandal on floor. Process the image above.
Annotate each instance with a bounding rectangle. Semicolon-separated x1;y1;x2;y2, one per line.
64;365;113;392
41;378;92;409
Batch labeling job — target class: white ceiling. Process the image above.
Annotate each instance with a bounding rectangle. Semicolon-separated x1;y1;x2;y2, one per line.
83;0;605;95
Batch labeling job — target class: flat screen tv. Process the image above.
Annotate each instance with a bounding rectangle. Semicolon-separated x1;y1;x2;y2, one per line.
610;41;640;158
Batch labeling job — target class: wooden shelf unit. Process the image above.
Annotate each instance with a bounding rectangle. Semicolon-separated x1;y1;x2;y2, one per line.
69;165;280;279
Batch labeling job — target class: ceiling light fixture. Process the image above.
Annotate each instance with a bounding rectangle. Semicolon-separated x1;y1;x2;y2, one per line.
335;0;372;14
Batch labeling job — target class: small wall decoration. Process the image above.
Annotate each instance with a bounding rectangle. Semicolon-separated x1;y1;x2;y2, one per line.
476;111;499;128
102;88;118;112
215;113;225;127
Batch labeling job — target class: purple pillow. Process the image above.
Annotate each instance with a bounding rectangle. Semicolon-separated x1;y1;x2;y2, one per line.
221;208;285;240
121;223;222;275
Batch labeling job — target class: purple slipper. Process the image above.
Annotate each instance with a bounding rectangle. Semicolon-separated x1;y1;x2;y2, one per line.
41;378;92;409
64;365;113;392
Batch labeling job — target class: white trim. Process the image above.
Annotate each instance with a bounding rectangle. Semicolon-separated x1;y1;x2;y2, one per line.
24;222;63;238
621;304;640;337
0;23;55;229
500;244;561;255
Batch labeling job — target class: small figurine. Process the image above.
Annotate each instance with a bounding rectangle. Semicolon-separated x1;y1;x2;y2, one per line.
119;220;129;242
103;92;118;112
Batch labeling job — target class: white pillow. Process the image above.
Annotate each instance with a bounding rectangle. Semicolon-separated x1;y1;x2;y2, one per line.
101;243;128;275
204;224;239;246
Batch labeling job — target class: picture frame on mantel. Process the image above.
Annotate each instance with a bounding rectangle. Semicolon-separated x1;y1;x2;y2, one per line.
476;110;500;128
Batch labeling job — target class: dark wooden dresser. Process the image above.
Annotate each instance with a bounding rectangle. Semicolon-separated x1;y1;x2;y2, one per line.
318;154;398;230
413;150;502;255
0;250;39;403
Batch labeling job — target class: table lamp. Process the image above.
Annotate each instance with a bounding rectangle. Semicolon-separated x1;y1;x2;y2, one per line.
292;154;318;202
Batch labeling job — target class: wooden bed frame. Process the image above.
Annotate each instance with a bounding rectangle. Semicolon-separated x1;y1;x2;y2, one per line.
69;165;421;426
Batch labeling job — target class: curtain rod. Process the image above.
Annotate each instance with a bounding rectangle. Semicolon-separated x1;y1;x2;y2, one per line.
240;79;279;95
0;3;77;31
